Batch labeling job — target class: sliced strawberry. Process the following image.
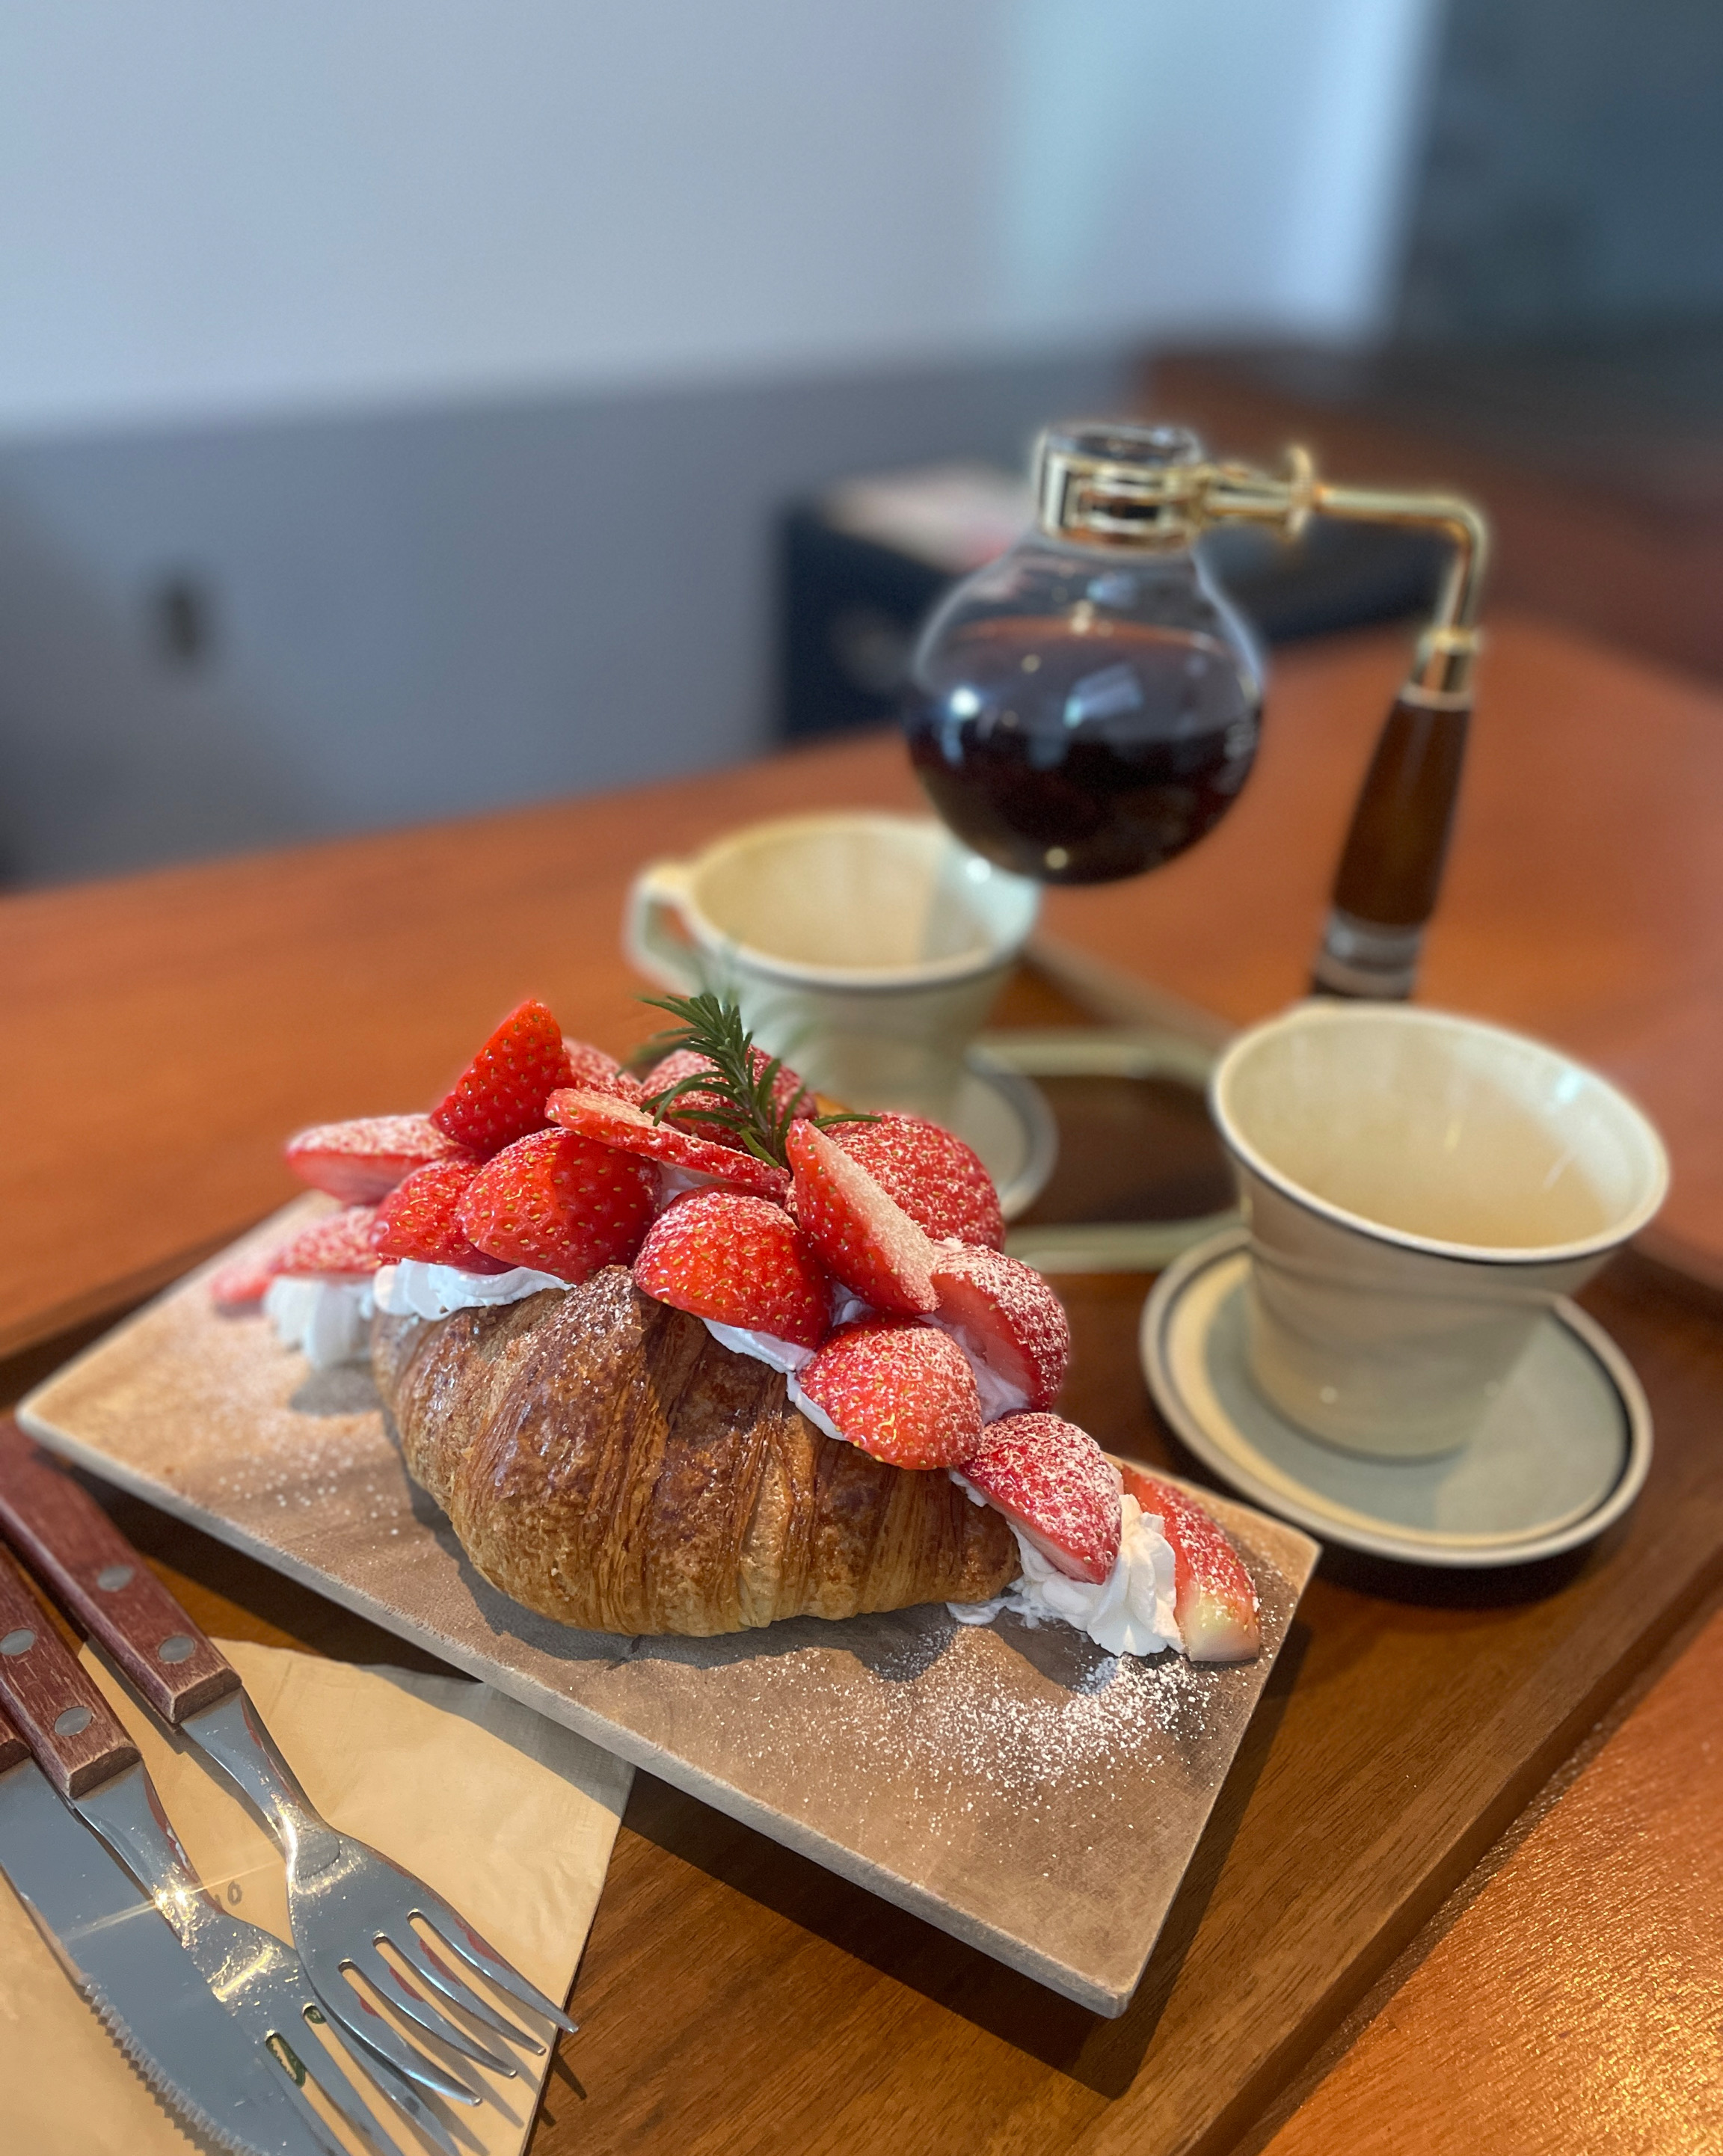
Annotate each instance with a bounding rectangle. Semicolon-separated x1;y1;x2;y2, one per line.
273;1206;384;1279
930;1244;1069;1413
430;999;566;1157
784;1121;936;1315
456;1128;656;1283
209;1245;286;1308
795;1318;980;1469
545;1087;790;1201
829;1113;1003;1249
1120;1467;1260;1662
562;1039;645;1105
634;1191;830;1348
371;1159;511;1274
962;1413;1121;1584
284;1114;468;1205
640;1045;812;1142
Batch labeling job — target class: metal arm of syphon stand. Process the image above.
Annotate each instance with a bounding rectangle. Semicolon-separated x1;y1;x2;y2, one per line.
1114;446;1491;1001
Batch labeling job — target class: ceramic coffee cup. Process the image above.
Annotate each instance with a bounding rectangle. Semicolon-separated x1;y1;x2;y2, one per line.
624;811;1039;1120
1209;1001;1668;1459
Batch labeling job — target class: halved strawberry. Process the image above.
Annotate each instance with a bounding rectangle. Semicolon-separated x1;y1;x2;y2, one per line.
634;1191;830;1348
545;1087;790;1201
784;1121;936;1315
795;1318;980;1469
456;1128;656;1283
829;1114;1003;1249
430;999;566;1157
640;1045;811;1140
371;1159;510;1274
1120;1467;1260;1662
273;1206;384;1279
930;1244;1069;1413
562;1039;644;1105
962;1413;1121;1584
285;1114;468;1205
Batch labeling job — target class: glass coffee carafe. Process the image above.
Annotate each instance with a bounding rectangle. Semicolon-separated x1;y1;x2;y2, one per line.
903;424;1264;888
902;418;1489;1001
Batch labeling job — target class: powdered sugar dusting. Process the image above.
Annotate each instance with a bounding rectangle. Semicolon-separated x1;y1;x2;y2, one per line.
23;1215;1316;2004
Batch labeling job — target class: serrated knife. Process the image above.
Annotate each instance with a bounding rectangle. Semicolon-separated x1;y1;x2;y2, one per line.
0;1698;335;2156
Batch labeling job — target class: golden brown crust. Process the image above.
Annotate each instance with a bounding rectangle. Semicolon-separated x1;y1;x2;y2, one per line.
372;1268;1018;1636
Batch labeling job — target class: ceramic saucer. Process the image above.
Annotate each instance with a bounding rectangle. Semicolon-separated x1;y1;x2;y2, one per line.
1139;1226;1652;1567
949;1047;1059;1220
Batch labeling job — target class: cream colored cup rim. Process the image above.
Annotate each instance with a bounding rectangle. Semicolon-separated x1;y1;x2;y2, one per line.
647;811;1039;992
1209;1001;1671;1267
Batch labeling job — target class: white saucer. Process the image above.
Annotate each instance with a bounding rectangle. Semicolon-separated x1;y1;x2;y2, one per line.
1140;1227;1653;1567
949;1048;1059;1220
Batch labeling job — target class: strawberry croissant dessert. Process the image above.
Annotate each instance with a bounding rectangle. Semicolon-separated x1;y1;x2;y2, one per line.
218;995;1259;1660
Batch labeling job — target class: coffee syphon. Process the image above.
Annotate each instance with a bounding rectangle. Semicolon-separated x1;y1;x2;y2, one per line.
900;420;1490;1004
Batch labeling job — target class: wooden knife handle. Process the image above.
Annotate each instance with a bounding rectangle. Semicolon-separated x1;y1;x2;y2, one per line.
0;1425;240;1727
0;1700;28;1776
0;1552;139;1799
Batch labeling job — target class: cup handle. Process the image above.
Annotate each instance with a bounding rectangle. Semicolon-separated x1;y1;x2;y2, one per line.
624;861;704;992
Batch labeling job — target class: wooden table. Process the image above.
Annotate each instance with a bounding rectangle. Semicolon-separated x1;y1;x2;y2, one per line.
4;611;1721;2153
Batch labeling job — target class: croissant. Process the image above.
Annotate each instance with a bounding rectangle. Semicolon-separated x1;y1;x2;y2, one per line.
371;1265;1019;1636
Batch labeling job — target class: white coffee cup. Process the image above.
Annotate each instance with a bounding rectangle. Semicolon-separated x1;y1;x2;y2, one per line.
624;812;1040;1120
1209;1001;1668;1459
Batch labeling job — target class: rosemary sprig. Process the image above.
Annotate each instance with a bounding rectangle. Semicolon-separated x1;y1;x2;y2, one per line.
636;992;871;1167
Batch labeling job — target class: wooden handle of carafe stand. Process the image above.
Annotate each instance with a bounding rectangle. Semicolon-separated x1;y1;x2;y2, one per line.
1309;687;1472;1001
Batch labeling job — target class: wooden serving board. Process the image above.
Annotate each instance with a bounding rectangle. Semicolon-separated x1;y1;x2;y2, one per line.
16;1210;1317;2019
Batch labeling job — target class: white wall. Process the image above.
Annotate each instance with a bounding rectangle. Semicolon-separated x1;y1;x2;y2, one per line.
0;0;1440;439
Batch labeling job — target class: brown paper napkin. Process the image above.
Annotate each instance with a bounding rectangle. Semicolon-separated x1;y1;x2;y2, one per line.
0;1639;633;2156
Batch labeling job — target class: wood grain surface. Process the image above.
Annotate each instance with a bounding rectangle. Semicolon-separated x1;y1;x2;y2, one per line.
4;608;1722;2149
7;612;1723;1359
1257;1601;1723;2156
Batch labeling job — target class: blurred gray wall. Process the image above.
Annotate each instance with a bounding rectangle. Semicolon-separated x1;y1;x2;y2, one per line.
0;2;1440;885
1399;0;1723;337
0;351;1125;883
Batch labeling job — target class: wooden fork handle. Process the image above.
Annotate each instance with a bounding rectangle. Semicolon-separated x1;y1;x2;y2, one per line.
0;1424;240;1727
0;1550;140;1799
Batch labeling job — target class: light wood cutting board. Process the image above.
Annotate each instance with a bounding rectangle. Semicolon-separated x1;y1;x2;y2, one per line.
19;1203;1316;2018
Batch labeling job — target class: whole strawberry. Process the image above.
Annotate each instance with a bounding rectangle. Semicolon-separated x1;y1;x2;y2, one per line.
829;1113;1003;1249
796;1317;980;1469
456;1128;656;1283
431;999;566;1157
372;1159;510;1274
634;1191;830;1348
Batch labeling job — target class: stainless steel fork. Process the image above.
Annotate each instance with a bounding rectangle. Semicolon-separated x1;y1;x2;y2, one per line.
181;1684;576;2068
0;1427;577;2095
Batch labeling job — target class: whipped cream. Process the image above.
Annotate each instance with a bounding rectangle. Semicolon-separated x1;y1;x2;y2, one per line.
701;1319;814;1376
263;1276;375;1370
374;1260;568;1321
948;1494;1182;1659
